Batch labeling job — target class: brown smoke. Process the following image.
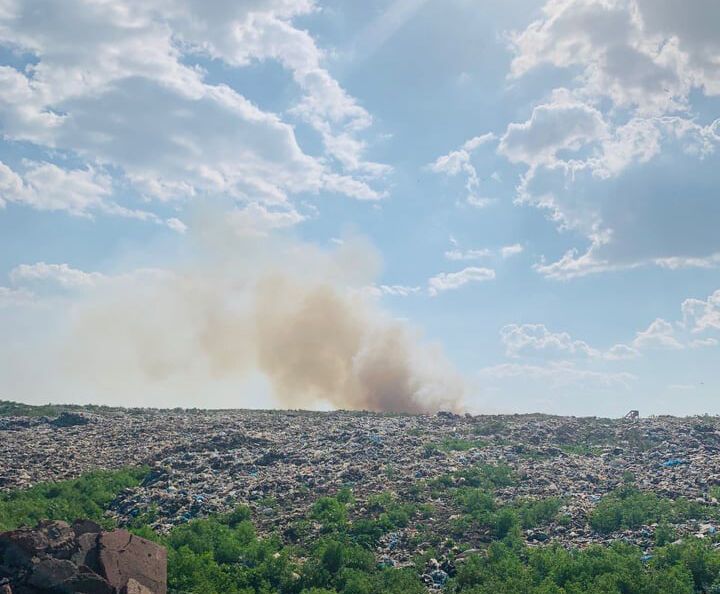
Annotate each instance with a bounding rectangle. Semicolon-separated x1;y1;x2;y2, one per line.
56;232;465;413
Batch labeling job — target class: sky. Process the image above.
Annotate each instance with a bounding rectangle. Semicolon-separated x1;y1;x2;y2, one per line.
0;0;719;417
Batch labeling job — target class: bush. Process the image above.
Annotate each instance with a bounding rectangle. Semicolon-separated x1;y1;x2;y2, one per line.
590;485;712;534
436;437;487;452
451;540;704;594
516;497;562;529
311;497;348;532
0;467;148;531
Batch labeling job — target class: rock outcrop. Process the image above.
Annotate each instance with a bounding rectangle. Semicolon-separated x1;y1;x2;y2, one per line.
0;520;166;594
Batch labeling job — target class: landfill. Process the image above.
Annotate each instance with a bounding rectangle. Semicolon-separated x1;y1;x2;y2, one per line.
2;408;720;569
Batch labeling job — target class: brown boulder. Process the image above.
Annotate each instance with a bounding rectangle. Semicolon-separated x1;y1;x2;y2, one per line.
1;528;49;556
72;520;103;538
37;521;76;559
99;531;166;594
72;532;101;572
27;558;76;589
63;566;114;594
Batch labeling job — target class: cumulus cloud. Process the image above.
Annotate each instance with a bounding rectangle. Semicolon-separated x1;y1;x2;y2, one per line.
509;0;720;113
427;267;495;296
10;263;106;289
628;288;720;351
682;289;720;333
501;1;720;277
500;323;637;360
429;133;497;206
0;0;388;230
498;97;607;168
0;160;111;216
0;160;186;229
632;318;684;350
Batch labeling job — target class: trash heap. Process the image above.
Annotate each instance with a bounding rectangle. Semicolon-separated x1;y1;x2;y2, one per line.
0;520;166;594
2;407;720;567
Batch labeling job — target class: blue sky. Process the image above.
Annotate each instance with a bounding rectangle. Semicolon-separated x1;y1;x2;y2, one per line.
0;0;718;416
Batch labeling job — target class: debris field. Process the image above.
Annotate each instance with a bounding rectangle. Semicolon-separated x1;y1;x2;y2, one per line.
2;408;720;567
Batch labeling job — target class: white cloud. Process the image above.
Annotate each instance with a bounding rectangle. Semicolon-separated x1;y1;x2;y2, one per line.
0;0;388;230
429;133;496;206
0;160;110;216
428;267;495;296
166;218;187;234
509;0;720;114
227;203;307;237
606;343;640;360
364;284;422;298
501;323;598;358
10;262;106;289
503;1;720;277
444;248;492;261
632;318;684;350
444;240;523;262
500;244;524;258
0;160;179;225
500;323;637;360
690;337;718;349
623;289;720;352
534;239;624;280
655;253;720;270
682;289;720;333
498;97;607;168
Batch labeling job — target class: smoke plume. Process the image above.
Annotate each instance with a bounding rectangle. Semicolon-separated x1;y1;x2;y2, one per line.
52;230;465;413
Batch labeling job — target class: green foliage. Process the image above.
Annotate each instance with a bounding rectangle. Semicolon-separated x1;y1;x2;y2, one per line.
349;493;416;548
515;497;562;529
559;444;601;456
430;464;516;493
312;497;349;532
10;467;720;594
159;511;422;594
590;485;713;534
336;488;354;506
435;437;487;452
451;540;706;594
493;508;519;539
0;467;148;531
165;519;297;594
453;484;558;538
225;504;252;527
0;400;121;417
458;464;516;489
655;522;676;546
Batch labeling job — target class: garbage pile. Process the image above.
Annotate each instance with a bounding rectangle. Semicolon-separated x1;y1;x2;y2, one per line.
0;520;167;594
2;408;720;560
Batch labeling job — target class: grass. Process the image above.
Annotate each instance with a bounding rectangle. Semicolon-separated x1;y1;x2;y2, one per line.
435;437;487;452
